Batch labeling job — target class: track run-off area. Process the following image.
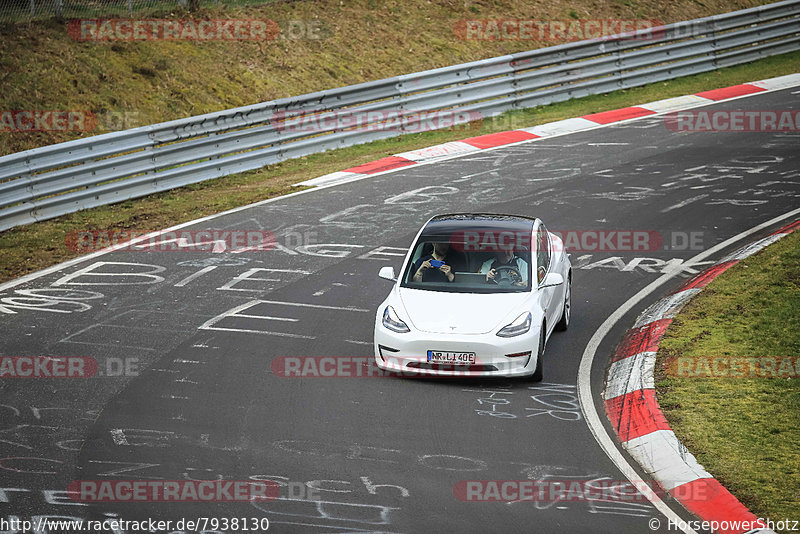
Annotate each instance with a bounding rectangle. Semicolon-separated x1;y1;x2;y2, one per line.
0;82;798;533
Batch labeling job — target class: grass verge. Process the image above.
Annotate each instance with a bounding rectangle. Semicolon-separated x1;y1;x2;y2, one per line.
0;0;777;155
655;229;800;532
0;50;799;284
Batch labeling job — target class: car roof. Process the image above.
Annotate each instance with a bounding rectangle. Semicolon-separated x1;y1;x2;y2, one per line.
421;213;537;238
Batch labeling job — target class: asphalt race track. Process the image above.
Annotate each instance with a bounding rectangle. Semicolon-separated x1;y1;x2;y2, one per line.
1;87;798;533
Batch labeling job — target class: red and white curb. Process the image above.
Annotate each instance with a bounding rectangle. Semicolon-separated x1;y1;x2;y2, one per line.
295;72;800;188
604;219;800;534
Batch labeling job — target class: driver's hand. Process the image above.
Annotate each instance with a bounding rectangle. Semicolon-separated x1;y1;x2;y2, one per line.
421;260;432;270
486;268;497;281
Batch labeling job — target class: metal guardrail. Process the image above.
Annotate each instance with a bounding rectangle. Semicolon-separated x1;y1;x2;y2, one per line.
1;0;799;231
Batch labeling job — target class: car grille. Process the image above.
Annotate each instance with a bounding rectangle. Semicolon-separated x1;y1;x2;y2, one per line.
407;362;498;372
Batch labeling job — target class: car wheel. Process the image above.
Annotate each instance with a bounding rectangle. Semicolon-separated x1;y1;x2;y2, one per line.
530;325;545;382
555;272;571;331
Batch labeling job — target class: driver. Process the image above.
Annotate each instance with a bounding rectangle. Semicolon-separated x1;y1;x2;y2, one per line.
480;248;528;286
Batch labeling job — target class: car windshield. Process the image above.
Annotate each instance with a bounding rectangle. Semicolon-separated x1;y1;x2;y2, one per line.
400;224;533;294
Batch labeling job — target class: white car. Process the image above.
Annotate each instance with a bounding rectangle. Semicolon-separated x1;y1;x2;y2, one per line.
374;214;571;379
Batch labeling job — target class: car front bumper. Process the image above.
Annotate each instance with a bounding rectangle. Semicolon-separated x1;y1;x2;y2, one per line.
374;325;540;378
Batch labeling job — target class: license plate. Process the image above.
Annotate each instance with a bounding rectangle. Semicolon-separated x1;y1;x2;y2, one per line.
427;350;476;365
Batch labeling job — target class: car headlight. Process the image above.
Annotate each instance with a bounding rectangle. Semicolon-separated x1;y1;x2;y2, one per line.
497;312;531;337
382;306;410;333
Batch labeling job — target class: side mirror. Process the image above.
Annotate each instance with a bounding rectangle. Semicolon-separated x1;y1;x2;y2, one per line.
540;272;564;288
378;266;397;282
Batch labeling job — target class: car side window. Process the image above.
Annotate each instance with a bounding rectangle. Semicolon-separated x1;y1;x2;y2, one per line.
536;226;550;284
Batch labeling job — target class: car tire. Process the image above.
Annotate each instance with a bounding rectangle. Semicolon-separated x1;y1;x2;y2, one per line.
555;272;571;332
530;325;545;382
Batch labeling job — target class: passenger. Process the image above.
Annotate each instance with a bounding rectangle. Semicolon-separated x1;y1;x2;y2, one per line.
411;242;459;283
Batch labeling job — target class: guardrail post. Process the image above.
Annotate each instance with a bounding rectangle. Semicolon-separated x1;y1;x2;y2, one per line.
710;19;720;69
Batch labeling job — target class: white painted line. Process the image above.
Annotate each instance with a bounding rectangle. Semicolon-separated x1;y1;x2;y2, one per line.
59;321;109;342
66;323;191;334
257;299;370;312
151;368;179;373
174;378;199;384
604;351;656;400
199;299;368;338
199;325;315;338
199;300;261;331
173;359;203;364
578;205;800;533
661;194;709;213
217;268;312;292
357;246;407;260
2;73;798;297
249;268;311;274
587;142;630;146
174;266;217;287
345;339;373;346
228;238;283;254
134;236;227;253
0;303;73;313
59;339;158;352
235;314;299;322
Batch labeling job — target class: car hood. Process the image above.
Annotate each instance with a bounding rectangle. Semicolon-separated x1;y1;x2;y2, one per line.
398;288;531;334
